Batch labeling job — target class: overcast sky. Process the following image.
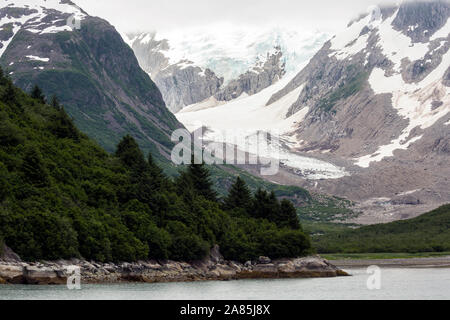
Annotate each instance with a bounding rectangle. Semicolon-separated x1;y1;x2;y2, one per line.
75;0;398;34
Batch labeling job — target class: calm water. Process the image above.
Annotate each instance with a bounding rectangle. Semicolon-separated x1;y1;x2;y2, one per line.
1;268;449;300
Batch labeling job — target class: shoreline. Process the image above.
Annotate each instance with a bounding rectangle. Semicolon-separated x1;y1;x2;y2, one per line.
0;246;349;285
330;256;450;269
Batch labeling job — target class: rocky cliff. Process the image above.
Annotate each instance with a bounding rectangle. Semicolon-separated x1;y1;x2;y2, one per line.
214;47;286;101
257;0;450;222
130;32;289;112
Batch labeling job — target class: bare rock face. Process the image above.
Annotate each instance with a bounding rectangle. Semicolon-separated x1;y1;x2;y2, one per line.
259;1;450;221
155;65;223;113
392;1;450;43
0;265;24;284
23;266;67;285
130;33;286;112
0;244;22;262
129;33;224;113
258;256;272;264
214;47;286;101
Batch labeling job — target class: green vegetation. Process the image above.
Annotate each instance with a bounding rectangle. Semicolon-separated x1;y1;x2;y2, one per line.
313;204;450;254
4;19;180;164
317;66;369;113
298;195;357;222
0;72;311;263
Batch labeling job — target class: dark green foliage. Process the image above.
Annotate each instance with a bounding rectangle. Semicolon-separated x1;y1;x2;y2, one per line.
115;135;147;170
0;162;10;201
30;85;46;104
1;81;17;104
314;204;450;254
317;68;368;113
187;161;218;202
252;190;280;221
224;177;252;213
0;119;24;147
21;146;49;187
280;199;302;230
49;107;80;140
0;76;311;263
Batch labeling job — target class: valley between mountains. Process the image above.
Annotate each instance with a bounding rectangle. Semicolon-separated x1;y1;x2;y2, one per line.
0;0;450;263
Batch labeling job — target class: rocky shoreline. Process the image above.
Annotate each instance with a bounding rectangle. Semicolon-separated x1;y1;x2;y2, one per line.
0;246;349;285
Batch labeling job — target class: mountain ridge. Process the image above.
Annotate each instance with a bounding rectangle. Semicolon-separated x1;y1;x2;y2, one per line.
0;0;183;160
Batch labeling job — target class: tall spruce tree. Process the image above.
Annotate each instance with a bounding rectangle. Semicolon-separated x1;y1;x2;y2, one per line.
21;146;49;187
280;199;302;230
30;85;46;104
224;177;252;212
252;189;281;222
50;95;61;109
187;161;217;202
1;81;16;104
115;135;146;171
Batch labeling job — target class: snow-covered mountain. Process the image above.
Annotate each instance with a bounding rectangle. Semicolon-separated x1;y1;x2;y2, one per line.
0;0;182;159
178;0;450;223
128;26;329;112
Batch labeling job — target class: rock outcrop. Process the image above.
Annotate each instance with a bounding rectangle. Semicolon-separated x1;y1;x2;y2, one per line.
0;246;348;285
214;47;286;101
249;0;450;223
130;32;287;112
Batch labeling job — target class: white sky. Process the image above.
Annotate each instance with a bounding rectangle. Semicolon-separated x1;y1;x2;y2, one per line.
75;0;398;34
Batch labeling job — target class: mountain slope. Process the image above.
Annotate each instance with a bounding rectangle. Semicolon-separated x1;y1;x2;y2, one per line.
178;1;450;223
0;71;312;262
129;27;329;112
268;1;450;165
0;0;182;160
314;204;450;253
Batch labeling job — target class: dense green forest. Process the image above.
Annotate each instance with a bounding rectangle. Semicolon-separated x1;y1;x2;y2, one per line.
313;204;450;254
0;70;311;262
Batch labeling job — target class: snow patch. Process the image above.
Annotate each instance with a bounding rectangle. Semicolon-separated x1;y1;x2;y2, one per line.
375;10;429;73
398;189;420;196
26;55;49;62
355;48;450;168
177;74;348;180
0;0;86;56
140;24;329;83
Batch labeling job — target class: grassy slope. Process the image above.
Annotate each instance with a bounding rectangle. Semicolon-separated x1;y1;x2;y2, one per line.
313;204;450;254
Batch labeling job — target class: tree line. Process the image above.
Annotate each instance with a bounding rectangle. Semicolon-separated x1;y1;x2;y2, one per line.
0;73;311;262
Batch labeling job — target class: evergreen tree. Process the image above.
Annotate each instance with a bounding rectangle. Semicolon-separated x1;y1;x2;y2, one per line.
0;163;10;201
115;135;146;171
0;67;9;87
50;95;61;109
224;177;252;213
187;161;217;202
147;153;165;186
252;189;281;222
30;85;46;104
21;146;49;187
176;170;196;203
280;199;302;230
50;107;79;140
1;81;16;104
